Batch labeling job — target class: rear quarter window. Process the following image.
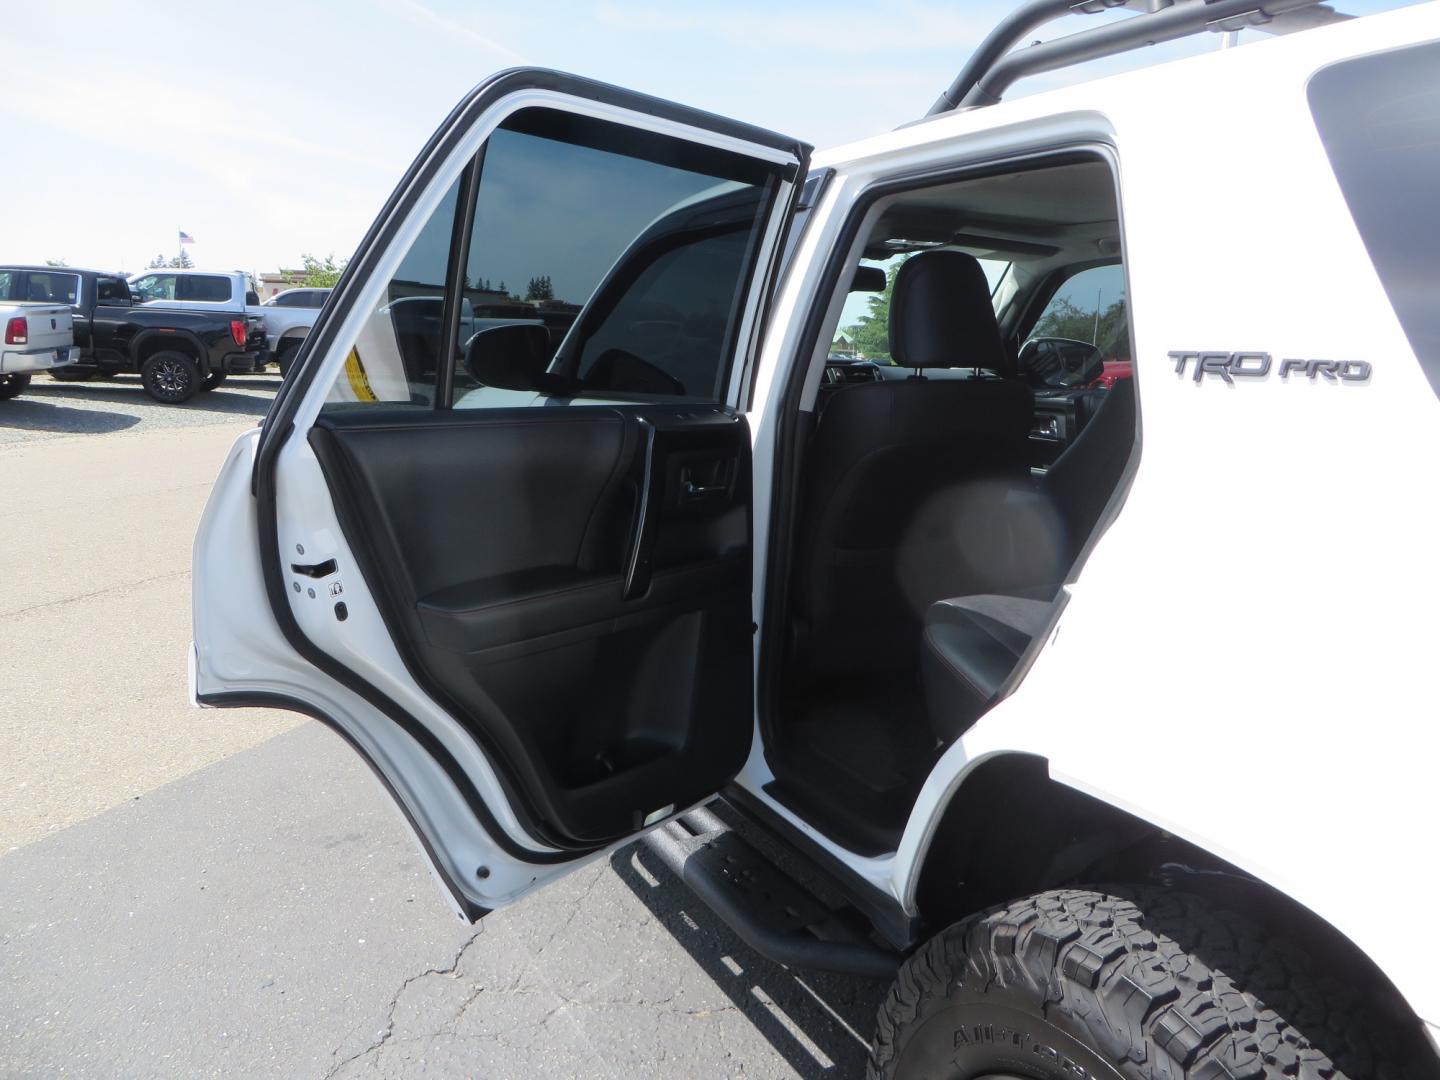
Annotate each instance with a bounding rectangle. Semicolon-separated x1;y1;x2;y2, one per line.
180;275;233;302
1308;40;1440;400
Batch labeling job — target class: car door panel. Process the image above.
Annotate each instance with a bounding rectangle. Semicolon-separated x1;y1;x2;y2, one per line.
307;404;754;847
195;68;807;914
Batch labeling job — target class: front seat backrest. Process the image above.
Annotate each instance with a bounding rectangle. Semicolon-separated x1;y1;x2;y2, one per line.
794;251;1033;677
890;249;1007;374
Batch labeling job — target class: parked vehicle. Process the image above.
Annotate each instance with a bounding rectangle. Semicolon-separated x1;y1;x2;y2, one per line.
191;4;1440;1078
130;269;328;375
0;266;267;403
261;288;329;373
0;279;75;400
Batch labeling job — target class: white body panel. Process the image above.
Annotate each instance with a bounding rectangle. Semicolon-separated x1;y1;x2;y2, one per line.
1;302;75;372
191;2;1440;1038
737;1;1440;1026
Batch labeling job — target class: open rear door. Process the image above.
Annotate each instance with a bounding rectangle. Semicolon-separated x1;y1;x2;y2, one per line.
191;69;808;919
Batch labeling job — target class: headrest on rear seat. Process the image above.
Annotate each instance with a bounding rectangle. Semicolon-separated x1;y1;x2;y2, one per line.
889;250;1005;372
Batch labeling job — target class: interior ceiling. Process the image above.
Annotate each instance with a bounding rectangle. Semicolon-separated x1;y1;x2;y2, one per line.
866;160;1118;259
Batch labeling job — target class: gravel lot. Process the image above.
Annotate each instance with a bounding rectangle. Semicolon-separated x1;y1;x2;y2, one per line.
0;374;882;1078
0;372;280;446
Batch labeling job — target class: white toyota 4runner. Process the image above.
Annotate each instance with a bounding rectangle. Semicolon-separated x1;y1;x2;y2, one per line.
191;2;1440;1076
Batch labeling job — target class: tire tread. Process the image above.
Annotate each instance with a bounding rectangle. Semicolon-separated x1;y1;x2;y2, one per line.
868;886;1416;1080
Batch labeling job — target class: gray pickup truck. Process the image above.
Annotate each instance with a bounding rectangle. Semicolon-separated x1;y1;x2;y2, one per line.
0;286;75;401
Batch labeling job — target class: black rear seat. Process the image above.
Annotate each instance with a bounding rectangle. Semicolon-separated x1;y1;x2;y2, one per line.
920;377;1136;740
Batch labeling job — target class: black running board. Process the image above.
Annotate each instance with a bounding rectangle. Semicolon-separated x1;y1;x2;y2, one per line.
642;804;901;980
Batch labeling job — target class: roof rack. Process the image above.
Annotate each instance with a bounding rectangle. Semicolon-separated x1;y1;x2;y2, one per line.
926;0;1350;116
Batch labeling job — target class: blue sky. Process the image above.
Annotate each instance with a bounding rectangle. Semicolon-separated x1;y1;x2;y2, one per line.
0;0;1414;276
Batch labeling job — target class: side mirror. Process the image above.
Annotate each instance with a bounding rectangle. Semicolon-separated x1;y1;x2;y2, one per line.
1018;336;1104;388
129;290;145;305
464;322;553;391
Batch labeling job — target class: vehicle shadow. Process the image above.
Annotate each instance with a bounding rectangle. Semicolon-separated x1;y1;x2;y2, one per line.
19;374;280;421
0;395;142;435
610;831;886;1078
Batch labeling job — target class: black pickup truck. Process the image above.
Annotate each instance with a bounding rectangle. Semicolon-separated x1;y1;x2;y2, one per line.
0;265;267;403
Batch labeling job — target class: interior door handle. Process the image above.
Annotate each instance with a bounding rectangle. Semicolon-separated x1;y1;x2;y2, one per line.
682;480;725;498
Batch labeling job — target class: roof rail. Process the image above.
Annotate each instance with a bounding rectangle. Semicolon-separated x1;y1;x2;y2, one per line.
926;0;1348;116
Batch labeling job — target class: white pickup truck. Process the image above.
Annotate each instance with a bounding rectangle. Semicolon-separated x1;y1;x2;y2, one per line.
0;297;75;400
128;269;324;376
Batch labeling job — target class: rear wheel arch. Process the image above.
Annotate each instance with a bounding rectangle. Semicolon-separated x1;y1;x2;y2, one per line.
132;330;204;368
908;753;1433;1057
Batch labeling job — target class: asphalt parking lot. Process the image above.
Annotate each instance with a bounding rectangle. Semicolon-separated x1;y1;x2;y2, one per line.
0;374;883;1079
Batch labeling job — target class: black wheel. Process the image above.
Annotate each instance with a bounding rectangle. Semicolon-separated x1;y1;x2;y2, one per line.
0;372;32;399
140;351;201;404
276;341;300;376
870;888;1409;1080
49;367;94;382
200;370;228;392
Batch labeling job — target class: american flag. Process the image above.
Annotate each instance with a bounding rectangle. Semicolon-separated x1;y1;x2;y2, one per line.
178;230;195;245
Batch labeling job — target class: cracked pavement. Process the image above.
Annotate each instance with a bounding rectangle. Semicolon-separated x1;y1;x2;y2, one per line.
1;724;885;1079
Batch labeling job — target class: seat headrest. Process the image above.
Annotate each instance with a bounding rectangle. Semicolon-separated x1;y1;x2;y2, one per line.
889;250;1005;372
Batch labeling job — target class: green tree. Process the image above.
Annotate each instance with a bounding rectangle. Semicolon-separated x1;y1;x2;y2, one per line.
1032;296;1130;360
145;251;195;269
525;274;554;302
279;253;347;289
45;258;67;267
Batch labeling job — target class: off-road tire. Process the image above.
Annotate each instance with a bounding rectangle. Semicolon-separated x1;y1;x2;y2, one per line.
48;367;93;382
140;351;201;404
0;372;32;399
200;370;228;392
870;887;1411;1080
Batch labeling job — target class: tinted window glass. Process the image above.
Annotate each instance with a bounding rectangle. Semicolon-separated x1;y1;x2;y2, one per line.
22;271;79;304
460;110;778;401
324;107;783;409
1309;41;1440;400
96;277;129;304
178;275;232;302
1025;263;1129;387
0;271;11;299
